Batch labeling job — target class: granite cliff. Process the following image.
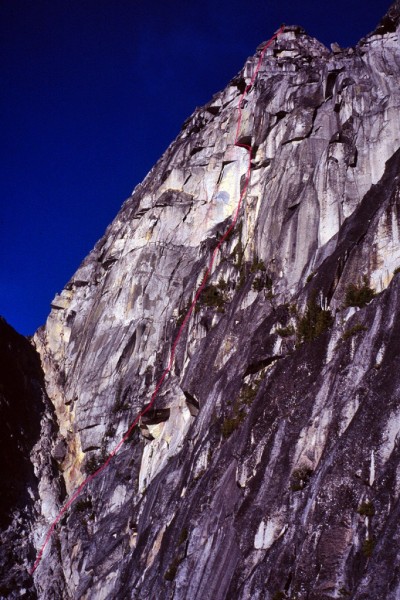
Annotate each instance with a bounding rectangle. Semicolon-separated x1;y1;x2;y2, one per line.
1;3;400;599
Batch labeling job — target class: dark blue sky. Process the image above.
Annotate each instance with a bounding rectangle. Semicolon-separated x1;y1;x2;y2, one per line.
0;0;390;335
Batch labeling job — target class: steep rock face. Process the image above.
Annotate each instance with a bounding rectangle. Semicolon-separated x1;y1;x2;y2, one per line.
29;6;400;600
0;318;56;598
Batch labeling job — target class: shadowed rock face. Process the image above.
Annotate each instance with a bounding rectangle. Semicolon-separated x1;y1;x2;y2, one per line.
0;318;54;598
0;318;43;527
373;0;400;34
3;3;400;599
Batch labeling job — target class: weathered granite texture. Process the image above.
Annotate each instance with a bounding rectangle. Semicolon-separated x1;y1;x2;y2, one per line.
2;3;400;599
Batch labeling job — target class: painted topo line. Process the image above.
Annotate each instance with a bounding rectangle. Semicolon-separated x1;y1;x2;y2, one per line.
30;24;284;576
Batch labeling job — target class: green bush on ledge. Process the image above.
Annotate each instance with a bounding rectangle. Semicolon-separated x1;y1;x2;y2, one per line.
344;277;376;308
297;292;333;343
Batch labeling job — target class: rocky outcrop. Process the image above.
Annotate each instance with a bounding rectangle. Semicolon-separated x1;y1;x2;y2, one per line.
5;3;400;599
0;318;56;599
373;0;400;35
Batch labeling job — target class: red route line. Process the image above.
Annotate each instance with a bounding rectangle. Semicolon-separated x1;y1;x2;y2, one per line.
30;25;284;576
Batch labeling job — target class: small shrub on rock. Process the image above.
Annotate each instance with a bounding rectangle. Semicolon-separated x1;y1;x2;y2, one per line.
75;497;93;513
362;537;375;557
276;325;295;338
197;284;226;312
345;278;375;308
218;278;228;291
342;323;367;341
239;382;260;405
84;450;107;476
250;257;266;273
272;592;286;600
176;300;192;327
252;273;273;292
291;466;313;492
306;271;315;283
357;501;375;517
297;292;333;342
221;414;244;438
